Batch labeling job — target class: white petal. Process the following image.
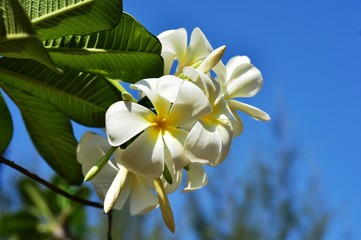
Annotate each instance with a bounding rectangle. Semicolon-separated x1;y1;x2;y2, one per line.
226;56;251;73
162;127;189;170
77;132;119;198
229;99;270;121
121;127;165;178
162;147;183;193
225;61;263;99
160;51;176;75
103;166;129;213
132;78;172;120
112;171;132;211
155;75;183;103
185;120;233;166
213;60;227;87
230;110;244;136
129;176;158;215
184;28;213;68
183;163;208;192
77;132;110;165
166;79;212;126
183;67;220;105
105;101;155;146
158;28;187;73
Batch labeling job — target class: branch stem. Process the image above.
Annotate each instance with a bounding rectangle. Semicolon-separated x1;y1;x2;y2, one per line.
0;156;103;209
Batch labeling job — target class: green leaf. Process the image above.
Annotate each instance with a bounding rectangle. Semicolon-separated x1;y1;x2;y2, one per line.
45;12;163;83
0;211;40;238
1;84;82;184
0;58;122;127
0;0;57;70
0;91;13;154
20;0;123;40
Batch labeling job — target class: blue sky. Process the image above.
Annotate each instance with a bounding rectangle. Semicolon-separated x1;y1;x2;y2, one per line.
2;0;361;239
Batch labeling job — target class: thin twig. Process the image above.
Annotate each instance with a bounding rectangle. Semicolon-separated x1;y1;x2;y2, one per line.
0;156;103;209
107;210;113;240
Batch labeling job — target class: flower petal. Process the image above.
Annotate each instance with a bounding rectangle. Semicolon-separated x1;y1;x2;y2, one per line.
77;132;111;165
161;147;183;193
77;132;119;198
183;163;208;192
184;27;213;69
121;126;165;178
166;79;212;126
132;78;172;120
106;101;156;146
129;176;159;215
185;120;233;166
103;166;130;213
158;28;187;74
183;67;220;105
229;99;270;121
162;127;189;170
224;57;263;98
230;110;244;136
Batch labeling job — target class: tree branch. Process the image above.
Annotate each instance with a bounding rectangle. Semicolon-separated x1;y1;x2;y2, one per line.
0;156;103;209
107;210;113;240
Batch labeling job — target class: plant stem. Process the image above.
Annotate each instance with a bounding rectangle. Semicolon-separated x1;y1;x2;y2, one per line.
0;156;103;209
107;210;113;240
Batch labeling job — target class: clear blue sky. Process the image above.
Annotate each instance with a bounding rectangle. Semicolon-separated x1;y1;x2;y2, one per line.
2;0;361;239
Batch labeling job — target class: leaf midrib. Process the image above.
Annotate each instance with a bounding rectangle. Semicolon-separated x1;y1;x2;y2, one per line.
46;48;160;56
0;68;108;112
31;0;94;25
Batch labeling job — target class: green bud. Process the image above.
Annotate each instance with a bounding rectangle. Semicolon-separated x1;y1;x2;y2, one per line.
84;146;117;182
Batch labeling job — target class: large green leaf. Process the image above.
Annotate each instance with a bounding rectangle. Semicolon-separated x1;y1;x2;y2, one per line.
0;91;13;154
1;84;82;184
0;0;56;70
44;12;163;83
0;58;122;127
20;0;123;40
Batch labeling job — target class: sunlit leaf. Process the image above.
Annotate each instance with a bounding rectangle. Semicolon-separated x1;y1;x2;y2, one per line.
1;84;82;184
45;12;163;83
0;91;13;154
0;0;56;70
0;58;122;127
20;0;123;40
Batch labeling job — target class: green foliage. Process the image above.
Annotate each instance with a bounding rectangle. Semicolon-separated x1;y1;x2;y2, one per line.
0;58;122;126
0;0;164;184
0;0;56;70
0;177;90;239
20;0;123;40
1;84;82;184
44;12;163;83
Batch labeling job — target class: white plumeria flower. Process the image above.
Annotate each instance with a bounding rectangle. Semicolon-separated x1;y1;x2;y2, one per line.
183;66;236;166
76;132;158;215
158;27;213;75
105;75;212;179
213;56;270;135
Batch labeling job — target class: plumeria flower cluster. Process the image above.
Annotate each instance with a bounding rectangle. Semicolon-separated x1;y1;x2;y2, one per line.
76;27;270;233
